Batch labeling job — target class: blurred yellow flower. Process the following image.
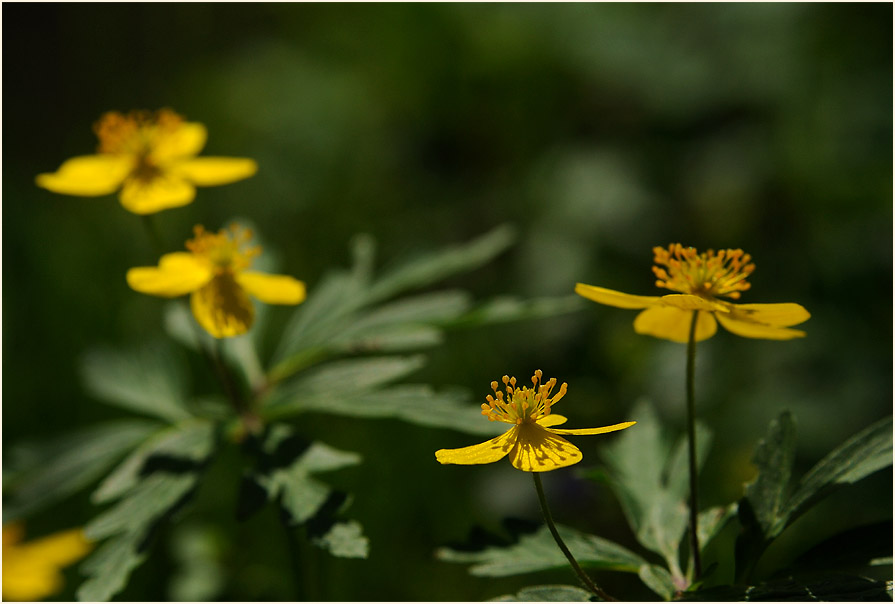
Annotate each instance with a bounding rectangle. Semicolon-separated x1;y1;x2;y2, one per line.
127;224;306;338
36;109;257;214
576;244;810;342
436;371;635;472
2;524;92;601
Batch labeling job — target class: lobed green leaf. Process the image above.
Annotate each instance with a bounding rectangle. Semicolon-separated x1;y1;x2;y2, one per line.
436;524;646;577
80;342;192;423
4;420;160;521
490;585;595;601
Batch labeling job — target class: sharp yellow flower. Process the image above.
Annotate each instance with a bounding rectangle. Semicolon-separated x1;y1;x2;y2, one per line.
2;524;92;601
36;109;257;214
436;371;635;472
127;224;306;338
576;244;810;342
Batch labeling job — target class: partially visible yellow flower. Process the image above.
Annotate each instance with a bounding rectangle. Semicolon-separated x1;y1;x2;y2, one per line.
576;244;810;342
2;523;92;601
36;109;257;215
127;224;306;338
436;371;635;472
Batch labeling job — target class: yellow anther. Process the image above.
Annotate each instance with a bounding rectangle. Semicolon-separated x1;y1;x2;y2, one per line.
652;243;755;300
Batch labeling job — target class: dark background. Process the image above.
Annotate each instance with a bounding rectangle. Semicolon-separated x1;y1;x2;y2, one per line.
3;3;892;600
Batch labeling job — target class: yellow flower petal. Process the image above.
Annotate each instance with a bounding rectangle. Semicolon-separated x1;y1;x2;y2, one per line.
35;155;133;196
150;121;207;162
126;252;213;297
633;306;717;343
175;157;258;186
659;293;729;312
119;173;196;214
536;414;568;428
16;529;92;566
509;423;582;472
235;271;306;305
727;302;810;327
190;273;256;338
435;428;517;465
550;420;637;436
575;283;660;309
716;312;806;340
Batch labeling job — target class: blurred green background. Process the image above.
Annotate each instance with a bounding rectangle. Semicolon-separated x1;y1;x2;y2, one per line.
3;3;891;601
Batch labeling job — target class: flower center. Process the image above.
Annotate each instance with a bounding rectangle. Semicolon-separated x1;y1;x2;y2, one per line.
480;370;568;425
94;109;183;155
652;243;755;300
185;224;261;273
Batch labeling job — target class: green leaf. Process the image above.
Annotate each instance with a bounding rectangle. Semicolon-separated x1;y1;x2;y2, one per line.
598;400;711;565
273;383;504;435
312;520;369;559
4;420;160;521
77;531;146;602
264;355;427;414
261;440;362;524
92;420;216;504
491;585;595;601
436;524;647;577
365;224;516;304
781;415;892;530
742;411;796;539
85;472;198;541
638;564;677;600
80;342;192;422
272;267;370;367
447;295;586;328
697;504;737;551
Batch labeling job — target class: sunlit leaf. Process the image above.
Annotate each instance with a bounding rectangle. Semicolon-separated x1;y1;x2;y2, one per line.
436;524;646;577
365;224;515;304
259;439;361;524
264;355;427;413
4;420;160;521
270;383;504;435
447;295;586;328
80;342;192;422
312;520;369;559
491;585;595;601
598;399;711;564
92;420;216;503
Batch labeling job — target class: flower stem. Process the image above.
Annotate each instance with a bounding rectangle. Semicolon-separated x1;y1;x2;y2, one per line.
531;473;616;601
686;310;702;580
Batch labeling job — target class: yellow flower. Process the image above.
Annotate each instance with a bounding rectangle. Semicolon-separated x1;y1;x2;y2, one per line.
127;224;306;338
36;109;257;215
436;371;635;472
576;244;810;342
2;523;92;601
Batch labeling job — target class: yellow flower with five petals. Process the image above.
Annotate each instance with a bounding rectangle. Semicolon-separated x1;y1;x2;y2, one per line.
436;371;635;472
2;523;92;601
127;224;306;338
576;244;810;342
36;109;257;214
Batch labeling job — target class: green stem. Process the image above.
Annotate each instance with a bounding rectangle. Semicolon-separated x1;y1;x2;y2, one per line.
686;310;702;580
532;473;616;601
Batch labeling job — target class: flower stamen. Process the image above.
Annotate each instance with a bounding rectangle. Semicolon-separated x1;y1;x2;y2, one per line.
652;243;755;300
480;371;568;425
185;224;261;273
